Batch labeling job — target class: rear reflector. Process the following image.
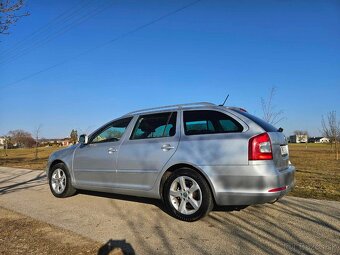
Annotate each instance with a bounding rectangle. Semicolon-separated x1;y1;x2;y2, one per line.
268;186;287;192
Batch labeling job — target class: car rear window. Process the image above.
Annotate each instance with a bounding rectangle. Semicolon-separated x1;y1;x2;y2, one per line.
183;110;243;135
234;110;278;132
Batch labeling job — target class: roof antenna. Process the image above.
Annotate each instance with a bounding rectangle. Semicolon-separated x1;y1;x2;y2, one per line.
219;94;229;106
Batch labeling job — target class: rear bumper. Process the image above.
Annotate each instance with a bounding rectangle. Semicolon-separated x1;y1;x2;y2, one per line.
202;164;295;206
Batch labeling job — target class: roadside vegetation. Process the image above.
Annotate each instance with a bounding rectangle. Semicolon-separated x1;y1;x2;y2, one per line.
0;143;339;201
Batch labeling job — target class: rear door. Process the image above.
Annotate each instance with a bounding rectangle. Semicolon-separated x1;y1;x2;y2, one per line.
116;111;179;190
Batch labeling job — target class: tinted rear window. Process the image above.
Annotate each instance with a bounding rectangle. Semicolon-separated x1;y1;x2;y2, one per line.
235;110;277;132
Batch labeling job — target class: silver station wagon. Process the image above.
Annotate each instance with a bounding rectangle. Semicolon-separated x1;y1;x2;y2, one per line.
47;102;295;221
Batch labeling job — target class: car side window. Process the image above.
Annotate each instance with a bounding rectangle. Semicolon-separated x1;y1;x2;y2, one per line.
131;112;177;140
184;110;243;135
90;117;132;143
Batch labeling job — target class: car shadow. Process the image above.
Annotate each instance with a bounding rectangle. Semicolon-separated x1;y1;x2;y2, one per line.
77;189;247;216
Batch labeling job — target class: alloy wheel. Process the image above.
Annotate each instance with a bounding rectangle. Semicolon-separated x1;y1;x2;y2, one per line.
169;176;202;215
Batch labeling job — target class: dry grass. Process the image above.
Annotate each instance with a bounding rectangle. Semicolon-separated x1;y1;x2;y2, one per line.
288;143;340;201
0;146;60;170
0;207;128;255
0;207;101;255
0;144;339;201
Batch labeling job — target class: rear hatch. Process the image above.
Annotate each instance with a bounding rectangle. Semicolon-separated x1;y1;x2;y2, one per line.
268;132;289;170
234;109;289;170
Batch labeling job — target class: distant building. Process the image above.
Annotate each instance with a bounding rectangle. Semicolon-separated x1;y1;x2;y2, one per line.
0;137;5;149
61;138;71;147
39;138;71;147
289;134;308;143
308;137;330;143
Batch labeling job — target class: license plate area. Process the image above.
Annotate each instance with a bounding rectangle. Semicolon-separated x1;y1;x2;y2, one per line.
280;145;289;157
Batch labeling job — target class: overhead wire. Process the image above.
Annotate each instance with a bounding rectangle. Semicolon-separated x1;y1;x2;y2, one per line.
0;0;114;64
0;0;90;57
1;0;202;90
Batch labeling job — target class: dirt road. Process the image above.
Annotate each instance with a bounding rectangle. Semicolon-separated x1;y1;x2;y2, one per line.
0;167;339;255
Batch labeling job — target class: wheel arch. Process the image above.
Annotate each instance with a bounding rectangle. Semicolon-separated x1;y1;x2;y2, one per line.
159;163;216;203
48;159;68;178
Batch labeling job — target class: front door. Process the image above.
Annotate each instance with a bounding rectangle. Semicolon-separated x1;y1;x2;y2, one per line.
116;111;180;190
73;117;133;188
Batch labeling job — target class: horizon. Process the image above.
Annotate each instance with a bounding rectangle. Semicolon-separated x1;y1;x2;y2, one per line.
1;0;339;138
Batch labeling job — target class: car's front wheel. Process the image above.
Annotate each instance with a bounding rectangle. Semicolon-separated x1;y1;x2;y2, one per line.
163;168;214;221
49;163;76;198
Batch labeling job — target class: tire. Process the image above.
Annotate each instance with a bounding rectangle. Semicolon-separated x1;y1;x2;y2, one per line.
163;168;214;221
49;163;76;198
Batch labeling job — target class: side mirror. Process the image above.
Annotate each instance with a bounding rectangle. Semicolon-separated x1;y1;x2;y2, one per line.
78;134;88;144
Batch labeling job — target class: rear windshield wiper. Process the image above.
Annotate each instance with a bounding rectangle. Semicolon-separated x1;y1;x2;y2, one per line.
277;127;283;132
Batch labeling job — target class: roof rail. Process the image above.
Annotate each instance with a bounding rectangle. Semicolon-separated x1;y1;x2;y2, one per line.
125;102;215;115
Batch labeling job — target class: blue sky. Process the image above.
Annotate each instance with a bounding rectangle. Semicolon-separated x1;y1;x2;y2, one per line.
0;0;339;138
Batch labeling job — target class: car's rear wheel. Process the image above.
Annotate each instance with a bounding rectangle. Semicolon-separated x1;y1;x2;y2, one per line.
49;163;76;198
163;168;214;221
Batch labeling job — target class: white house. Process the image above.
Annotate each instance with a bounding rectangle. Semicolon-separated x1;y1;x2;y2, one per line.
308;137;330;143
316;137;330;143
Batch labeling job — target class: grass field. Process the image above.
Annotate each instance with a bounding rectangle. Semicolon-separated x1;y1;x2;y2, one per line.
0;146;58;170
0;144;339;201
288;143;340;201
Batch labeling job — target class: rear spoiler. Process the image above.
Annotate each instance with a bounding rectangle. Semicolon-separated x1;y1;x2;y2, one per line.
225;107;248;112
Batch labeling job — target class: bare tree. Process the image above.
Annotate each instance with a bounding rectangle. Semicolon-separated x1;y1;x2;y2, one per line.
0;0;29;35
261;86;284;125
34;124;42;159
3;135;9;156
321;111;340;160
7;129;35;148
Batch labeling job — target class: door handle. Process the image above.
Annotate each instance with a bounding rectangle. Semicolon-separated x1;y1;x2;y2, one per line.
161;144;175;151
108;148;118;154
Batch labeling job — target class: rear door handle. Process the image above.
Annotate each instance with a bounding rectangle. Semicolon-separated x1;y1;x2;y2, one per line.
108;148;118;154
161;144;175;151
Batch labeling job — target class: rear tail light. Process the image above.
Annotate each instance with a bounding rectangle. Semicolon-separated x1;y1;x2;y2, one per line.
249;133;273;160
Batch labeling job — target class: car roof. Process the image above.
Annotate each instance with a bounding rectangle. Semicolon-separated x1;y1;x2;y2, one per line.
123;102;246;117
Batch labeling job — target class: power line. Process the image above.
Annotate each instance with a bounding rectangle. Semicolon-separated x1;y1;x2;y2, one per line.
1;0;202;90
0;0;89;56
1;1;114;64
1;1;112;63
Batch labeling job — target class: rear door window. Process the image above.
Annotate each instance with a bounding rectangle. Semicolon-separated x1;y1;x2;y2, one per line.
183;110;243;135
131;112;177;140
